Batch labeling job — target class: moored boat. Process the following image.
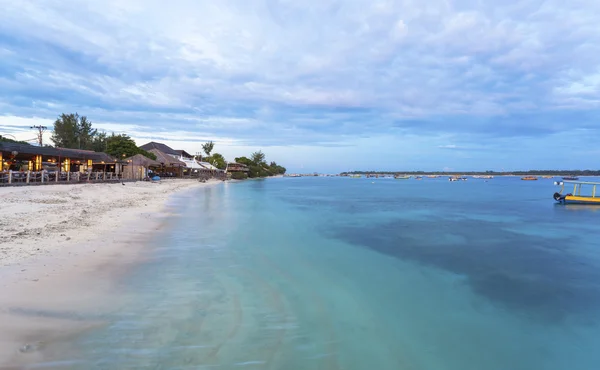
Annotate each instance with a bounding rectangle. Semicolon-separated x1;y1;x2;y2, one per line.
554;180;600;205
394;175;411;179
562;176;579;180
521;176;538;181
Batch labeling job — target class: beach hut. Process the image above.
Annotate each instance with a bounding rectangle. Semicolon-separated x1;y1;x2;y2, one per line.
123;154;161;180
147;148;186;178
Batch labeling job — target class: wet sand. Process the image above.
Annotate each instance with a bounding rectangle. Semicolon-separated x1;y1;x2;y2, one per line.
0;179;221;368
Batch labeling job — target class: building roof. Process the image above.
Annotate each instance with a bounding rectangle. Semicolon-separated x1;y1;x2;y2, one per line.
199;161;219;170
226;162;249;172
0;142;117;162
175;149;194;159
124;154;161;167
139;142;179;156
147;148;186;167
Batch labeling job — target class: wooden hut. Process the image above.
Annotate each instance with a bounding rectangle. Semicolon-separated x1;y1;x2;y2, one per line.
147;148;185;178
123;154;161;180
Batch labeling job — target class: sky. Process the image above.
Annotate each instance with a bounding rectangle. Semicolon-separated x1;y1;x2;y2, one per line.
0;0;599;173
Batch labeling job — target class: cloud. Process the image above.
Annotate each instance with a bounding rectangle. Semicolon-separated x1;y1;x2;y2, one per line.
1;0;600;170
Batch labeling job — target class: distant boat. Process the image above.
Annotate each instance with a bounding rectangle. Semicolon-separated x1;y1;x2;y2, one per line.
449;176;467;182
349;174;361;178
473;175;494;179
521;176;538;181
394;175;411;179
562;176;579;180
415;176;423;180
542;176;553;179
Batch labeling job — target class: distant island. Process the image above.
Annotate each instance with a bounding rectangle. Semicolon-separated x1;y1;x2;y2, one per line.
340;170;600;176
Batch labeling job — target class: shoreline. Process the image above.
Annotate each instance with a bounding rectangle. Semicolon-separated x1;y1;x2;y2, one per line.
0;179;222;367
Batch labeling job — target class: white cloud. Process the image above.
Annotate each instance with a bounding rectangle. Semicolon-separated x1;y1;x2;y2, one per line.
1;0;600;158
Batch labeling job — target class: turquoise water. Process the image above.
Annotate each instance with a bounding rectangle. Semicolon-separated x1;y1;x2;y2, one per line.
65;178;600;369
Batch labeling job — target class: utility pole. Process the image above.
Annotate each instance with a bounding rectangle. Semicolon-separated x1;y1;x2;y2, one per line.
30;125;47;146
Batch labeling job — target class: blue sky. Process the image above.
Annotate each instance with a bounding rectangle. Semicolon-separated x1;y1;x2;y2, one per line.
1;0;599;173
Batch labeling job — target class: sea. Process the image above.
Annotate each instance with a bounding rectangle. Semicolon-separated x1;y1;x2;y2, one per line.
47;177;600;369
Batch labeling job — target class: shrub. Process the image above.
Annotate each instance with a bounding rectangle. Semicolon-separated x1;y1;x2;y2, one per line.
230;172;248;180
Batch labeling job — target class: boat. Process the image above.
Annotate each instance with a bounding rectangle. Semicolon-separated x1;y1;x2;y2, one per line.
473;175;494;179
394;175;411;179
562;176;579;180
349;174;361;178
448;176;467;182
521;176;538;181
553;180;600;205
542;176;553;179
415;176;423;180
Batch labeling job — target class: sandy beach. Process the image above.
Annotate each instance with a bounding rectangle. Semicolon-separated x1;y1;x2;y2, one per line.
0;179;220;368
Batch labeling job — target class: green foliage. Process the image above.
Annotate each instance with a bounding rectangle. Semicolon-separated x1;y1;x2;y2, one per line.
202;141;215;156
268;161;286;175
51;113;98;149
205;152;227;169
234;154;285;178
234;156;253;166
105;134;157;160
230;172;248;180
91;131;108;152
251;151;265;165
0;135;29;144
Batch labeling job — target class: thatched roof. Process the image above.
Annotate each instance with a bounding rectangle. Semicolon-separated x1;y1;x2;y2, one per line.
0;142;118;162
148;149;185;167
140;142;179;156
125;154;161;167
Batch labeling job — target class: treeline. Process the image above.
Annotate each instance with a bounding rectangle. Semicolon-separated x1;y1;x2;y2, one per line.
0;136;28;144
233;151;286;179
51;113;157;160
342;170;600;176
194;142;285;178
28;112;286;177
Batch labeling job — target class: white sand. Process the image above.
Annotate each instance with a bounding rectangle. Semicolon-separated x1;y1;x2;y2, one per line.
0;179;221;367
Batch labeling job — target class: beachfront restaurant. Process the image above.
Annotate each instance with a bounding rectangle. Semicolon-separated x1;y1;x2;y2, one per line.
147;148;186;178
0;142;122;184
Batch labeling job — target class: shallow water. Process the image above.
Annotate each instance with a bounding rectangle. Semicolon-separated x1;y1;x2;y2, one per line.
55;177;600;369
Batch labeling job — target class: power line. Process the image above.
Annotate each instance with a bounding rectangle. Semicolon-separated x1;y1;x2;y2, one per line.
30;125;47;146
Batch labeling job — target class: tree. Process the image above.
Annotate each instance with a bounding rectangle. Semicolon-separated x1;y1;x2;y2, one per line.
202;141;215;157
0;135;29;144
235;156;253;166
268;161;286;175
92;131;108;152
51;113;98;149
251;150;265;165
105;134;157;160
207;153;227;169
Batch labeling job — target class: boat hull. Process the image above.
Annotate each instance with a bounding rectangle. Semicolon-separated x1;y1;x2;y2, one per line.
557;195;600;205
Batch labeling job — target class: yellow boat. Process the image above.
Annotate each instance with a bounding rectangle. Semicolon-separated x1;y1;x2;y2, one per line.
554;180;600;205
